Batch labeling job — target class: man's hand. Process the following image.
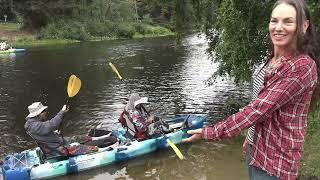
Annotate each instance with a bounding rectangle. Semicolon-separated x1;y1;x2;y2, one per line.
182;128;203;143
61;105;69;113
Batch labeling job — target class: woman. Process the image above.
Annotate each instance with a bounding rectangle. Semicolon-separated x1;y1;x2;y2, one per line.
183;0;319;179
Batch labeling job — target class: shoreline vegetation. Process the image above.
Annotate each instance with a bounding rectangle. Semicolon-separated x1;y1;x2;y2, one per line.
0;23;175;47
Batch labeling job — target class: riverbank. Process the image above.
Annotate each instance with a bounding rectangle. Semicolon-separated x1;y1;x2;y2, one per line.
0;23;78;47
299;106;320;179
0;23;175;47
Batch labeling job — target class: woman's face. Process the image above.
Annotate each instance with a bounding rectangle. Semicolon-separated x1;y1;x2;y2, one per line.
269;3;297;50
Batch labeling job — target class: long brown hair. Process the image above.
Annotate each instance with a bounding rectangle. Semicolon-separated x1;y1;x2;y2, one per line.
270;0;320;108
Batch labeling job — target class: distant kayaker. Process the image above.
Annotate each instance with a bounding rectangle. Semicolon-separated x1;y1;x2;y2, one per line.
24;102;118;159
183;0;319;179
118;93;172;141
0;41;11;51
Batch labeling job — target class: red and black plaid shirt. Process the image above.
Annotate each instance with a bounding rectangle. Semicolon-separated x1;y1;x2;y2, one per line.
202;53;318;180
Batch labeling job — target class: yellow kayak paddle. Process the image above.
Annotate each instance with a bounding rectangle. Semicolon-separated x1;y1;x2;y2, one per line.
109;62;123;80
67;74;82;98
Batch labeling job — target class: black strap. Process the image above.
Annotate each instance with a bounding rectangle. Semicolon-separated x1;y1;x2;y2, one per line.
141;105;150;116
123;109;138;132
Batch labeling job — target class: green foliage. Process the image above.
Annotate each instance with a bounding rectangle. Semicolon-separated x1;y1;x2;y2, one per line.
299;107;320;178
219;95;249;117
0;23;21;31
309;1;320;32
189;0;320;84
8;0;177;41
207;0;274;83
144;25;171;35
116;23;135;38
307;103;320;135
137;0;174;24
141;14;153;24
13;0;79;29
85;21;117;38
0;0;15;22
173;0;197;34
15;38;77;47
39;21;90;41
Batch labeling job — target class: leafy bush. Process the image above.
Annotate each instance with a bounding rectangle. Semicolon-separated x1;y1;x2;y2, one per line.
39;20;172;41
85;21;113;37
141;14;153;24
86;21;107;37
133;23;148;35
40;21;90;41
145;25;172;35
116;23;135;38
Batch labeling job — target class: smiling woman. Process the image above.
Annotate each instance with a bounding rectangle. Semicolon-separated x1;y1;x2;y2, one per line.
183;0;320;180
269;3;298;54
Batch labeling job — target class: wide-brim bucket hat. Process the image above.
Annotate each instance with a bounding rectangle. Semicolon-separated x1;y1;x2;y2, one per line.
134;97;149;107
26;102;48;118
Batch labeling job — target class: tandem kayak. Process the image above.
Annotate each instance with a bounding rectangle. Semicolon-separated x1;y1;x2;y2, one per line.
0;48;25;54
1;115;207;180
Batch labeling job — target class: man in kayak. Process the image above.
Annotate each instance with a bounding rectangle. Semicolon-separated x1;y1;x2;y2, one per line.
24;102;118;159
118;93;172;141
0;41;11;51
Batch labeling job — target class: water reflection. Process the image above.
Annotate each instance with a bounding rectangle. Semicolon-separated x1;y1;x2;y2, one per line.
0;34;250;179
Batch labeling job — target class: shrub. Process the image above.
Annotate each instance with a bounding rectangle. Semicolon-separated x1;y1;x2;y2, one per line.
40;21;90;41
116;23;135;38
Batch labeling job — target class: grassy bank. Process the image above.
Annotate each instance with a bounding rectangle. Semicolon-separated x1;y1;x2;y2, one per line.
299;107;320;178
0;22;174;47
0;23;78;47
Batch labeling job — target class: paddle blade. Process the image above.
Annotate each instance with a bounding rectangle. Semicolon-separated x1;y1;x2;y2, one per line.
109;62;123;80
67;75;81;97
166;139;185;160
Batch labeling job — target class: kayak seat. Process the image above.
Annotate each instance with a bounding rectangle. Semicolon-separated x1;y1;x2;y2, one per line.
26;131;68;164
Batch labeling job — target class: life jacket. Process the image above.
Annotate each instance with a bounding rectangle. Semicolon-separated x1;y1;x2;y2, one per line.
118;106;150;141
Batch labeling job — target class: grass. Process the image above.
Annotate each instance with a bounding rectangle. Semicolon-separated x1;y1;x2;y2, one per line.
300;131;320;178
0;23;79;47
0;23;21;31
299;107;320;178
132;31;175;39
1;23;174;48
14;37;78;47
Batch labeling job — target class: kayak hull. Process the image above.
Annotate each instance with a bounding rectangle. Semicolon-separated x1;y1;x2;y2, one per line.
1;115;206;180
0;48;25;54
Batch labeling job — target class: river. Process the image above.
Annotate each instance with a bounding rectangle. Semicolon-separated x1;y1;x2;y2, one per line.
0;34;251;180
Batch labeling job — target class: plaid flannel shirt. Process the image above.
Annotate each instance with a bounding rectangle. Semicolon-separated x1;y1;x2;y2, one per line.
202;53;317;180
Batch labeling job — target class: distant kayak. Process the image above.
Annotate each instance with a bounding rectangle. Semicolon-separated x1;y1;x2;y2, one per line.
0;48;25;54
1;115;207;180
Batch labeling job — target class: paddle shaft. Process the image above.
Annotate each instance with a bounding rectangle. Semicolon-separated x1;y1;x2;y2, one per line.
158;120;185;160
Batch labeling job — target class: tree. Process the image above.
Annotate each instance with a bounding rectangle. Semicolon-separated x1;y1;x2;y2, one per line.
191;0;319;84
